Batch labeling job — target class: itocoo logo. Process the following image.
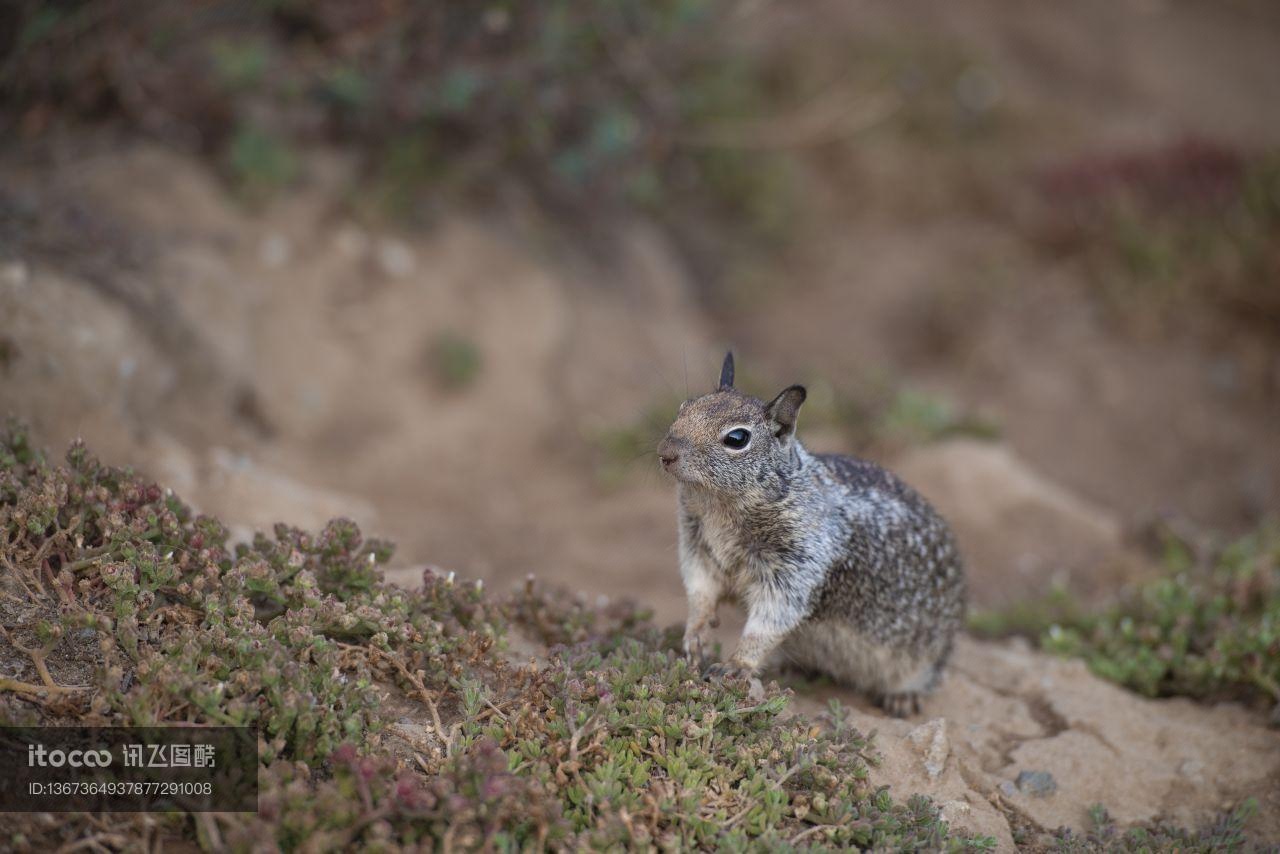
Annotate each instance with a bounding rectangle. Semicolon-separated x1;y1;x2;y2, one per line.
28;744;113;767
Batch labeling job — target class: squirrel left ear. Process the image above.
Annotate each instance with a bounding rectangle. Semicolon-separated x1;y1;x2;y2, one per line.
765;385;807;440
718;351;735;390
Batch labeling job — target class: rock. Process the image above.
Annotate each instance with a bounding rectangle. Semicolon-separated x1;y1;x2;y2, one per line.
790;697;1014;847
1015;769;1057;797
894;439;1134;608
938;799;973;827
790;636;1280;843
907;718;950;781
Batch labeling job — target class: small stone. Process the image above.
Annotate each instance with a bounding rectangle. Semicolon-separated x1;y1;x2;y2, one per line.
375;239;415;278
1178;758;1205;782
907;718;949;781
260;234;292;268
1015;769;1057;797
939;799;971;824
999;780;1018;798
0;260;29;288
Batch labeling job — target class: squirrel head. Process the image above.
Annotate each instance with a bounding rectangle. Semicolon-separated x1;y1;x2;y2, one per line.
658;352;807;497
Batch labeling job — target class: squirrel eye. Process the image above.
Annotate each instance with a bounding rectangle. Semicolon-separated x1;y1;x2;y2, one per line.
722;428;751;450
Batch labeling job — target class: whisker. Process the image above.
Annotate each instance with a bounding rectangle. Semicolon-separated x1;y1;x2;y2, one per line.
682;340;690;399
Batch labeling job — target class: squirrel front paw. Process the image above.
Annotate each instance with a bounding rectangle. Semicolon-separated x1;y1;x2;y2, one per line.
683;629;713;664
703;660;754;681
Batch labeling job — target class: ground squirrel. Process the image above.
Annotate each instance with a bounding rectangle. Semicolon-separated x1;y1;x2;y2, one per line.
658;353;966;716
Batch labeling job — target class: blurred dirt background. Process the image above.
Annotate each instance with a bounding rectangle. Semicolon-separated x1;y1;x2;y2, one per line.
2;0;1279;841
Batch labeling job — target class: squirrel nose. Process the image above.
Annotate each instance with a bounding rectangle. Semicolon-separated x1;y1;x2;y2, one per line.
657;438;680;467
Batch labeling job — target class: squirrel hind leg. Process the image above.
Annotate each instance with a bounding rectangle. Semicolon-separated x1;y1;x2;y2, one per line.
877;658;945;717
878;691;921;718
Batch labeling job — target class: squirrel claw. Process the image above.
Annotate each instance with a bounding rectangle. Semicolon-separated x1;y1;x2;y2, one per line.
683;635;711;666
703;661;752;681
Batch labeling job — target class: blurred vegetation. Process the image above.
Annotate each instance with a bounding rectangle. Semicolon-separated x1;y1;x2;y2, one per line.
967;584;1083;641
973;526;1280;711
0;422;996;850
226;124;298;199
1052;801;1260;854
852;386;999;448
426;331;483;392
1036;138;1280;339
0;0;800;255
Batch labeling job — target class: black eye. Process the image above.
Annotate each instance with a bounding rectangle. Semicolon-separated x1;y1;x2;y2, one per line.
722;428;751;450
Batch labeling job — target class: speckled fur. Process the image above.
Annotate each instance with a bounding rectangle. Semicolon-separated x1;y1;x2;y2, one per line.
659;355;966;716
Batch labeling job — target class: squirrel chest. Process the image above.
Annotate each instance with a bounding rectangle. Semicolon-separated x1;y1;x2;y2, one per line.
687;501;807;593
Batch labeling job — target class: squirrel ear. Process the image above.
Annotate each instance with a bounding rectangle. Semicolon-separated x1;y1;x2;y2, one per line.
765;385;807;440
718;351;735;390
